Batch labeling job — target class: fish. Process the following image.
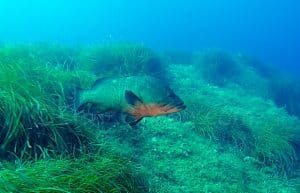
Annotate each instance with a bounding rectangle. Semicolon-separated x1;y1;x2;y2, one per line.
75;76;186;125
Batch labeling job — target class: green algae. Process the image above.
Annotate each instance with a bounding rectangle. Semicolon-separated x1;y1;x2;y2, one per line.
78;43;164;78
0;53;96;160
0;155;147;193
194;49;242;87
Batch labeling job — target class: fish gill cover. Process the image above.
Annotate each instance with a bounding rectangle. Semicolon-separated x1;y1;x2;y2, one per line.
0;1;300;193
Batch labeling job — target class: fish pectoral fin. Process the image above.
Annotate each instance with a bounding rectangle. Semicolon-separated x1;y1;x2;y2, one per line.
124;113;143;126
129;117;143;126
124;91;146;126
125;90;143;106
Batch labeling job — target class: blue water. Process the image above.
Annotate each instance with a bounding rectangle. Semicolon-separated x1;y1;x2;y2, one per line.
0;0;299;72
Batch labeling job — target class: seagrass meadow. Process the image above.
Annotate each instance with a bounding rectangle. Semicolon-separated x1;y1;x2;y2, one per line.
0;43;300;193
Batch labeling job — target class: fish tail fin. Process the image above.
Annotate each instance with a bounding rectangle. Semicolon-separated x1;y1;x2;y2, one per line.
143;90;186;115
124;90;186;126
158;100;186;114
163;92;186;112
164;88;186;112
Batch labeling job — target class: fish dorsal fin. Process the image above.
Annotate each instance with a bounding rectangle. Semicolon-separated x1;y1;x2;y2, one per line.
92;77;111;89
125;90;143;106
